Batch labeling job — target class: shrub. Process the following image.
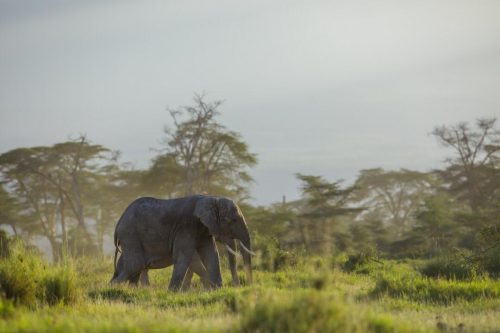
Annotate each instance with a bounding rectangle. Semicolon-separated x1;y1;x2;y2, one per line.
240;291;418;333
0;241;41;305
479;246;500;277
420;257;477;280
0;298;14;318
0;230;11;258
240;292;351;333
259;239;298;272
373;274;500;304
0;239;79;306
342;250;380;273
43;264;80;305
88;287;135;303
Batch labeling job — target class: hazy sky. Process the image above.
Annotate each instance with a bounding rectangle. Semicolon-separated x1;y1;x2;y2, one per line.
1;0;499;204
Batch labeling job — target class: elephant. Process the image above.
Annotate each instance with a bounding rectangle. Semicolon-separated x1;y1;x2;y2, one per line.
110;195;254;291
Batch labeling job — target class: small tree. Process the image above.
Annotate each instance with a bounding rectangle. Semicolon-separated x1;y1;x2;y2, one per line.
432;118;500;212
295;174;360;254
352;168;437;237
0;137;116;259
153;94;257;199
411;194;458;257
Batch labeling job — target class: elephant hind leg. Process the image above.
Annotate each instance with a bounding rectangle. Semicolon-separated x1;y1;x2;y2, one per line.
139;269;150;286
128;271;142;285
110;254;125;283
111;246;145;285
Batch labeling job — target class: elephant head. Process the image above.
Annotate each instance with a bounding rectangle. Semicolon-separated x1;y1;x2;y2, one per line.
194;196;253;284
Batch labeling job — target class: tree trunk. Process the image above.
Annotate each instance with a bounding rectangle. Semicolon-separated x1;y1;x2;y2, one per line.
59;190;68;256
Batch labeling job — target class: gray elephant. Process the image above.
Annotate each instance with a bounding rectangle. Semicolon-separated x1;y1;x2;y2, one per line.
110;195;254;291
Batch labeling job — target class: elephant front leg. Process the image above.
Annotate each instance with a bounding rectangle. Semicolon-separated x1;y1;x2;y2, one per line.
169;251;194;291
180;267;194;291
198;237;222;289
227;239;240;286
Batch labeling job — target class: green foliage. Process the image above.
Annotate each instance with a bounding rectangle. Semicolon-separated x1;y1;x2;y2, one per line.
373;274;500;304
295;173;360;254
88;288;135;303
479;245;500;277
432;117;500;213
3;253;500;332
0;298;14;318
155;94;257;199
341;250;383;275
240;292;351;333
0;230;11;257
0;241;42;305
240;291;420;333
353;168;436;234
420;256;477;280
42;264;80;305
258;238;298;271
0;239;79;306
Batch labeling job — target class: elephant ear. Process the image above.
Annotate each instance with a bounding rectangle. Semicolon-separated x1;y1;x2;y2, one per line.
194;197;221;237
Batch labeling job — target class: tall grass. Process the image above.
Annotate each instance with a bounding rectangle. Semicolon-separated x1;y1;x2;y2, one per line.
2;244;500;332
240;290;426;333
373;274;500;304
0;240;80;306
420;256;478;280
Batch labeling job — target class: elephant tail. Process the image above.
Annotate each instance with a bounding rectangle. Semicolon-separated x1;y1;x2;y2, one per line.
113;232;121;272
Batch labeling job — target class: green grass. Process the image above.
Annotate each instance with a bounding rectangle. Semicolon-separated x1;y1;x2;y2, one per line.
2;250;500;332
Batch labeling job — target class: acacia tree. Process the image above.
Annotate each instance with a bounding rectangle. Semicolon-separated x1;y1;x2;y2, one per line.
152;94;257;199
352;168;437;236
0;146;64;259
89;166;150;255
411;194;458;257
432;118;500;212
296;174;360;254
0;137;116;259
0;183;22;236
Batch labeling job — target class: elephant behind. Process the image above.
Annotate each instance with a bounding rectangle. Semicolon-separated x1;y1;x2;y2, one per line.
110;195;254;290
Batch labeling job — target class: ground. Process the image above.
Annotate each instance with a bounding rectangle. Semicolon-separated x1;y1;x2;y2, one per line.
1;254;500;333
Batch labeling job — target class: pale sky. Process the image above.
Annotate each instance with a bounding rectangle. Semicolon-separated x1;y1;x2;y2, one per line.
1;0;499;204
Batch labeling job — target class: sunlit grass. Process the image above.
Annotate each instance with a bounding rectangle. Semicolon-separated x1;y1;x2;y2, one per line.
2;250;500;332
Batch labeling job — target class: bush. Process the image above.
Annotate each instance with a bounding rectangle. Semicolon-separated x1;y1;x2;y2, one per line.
480;246;500;277
240;291;418;333
373;274;500;304
0;241;41;305
0;298;14;318
420;257;477;280
43;264;80;305
342;250;380;273
88;287;135;303
0;230;11;258
240;292;350;333
259;239;297;271
0;239;79;306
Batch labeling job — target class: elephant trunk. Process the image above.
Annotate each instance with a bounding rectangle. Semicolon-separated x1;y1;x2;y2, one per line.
236;223;253;285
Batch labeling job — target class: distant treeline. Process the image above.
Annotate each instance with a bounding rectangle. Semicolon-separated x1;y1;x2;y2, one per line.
0;95;499;266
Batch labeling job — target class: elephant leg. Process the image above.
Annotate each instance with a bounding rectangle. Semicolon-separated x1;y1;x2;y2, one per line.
128;271;142;286
140;269;150;286
190;254;211;289
227;239;240;286
112;242;145;285
181;267;194;291
110;254;126;283
181;253;210;290
169;249;195;291
198;237;222;289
